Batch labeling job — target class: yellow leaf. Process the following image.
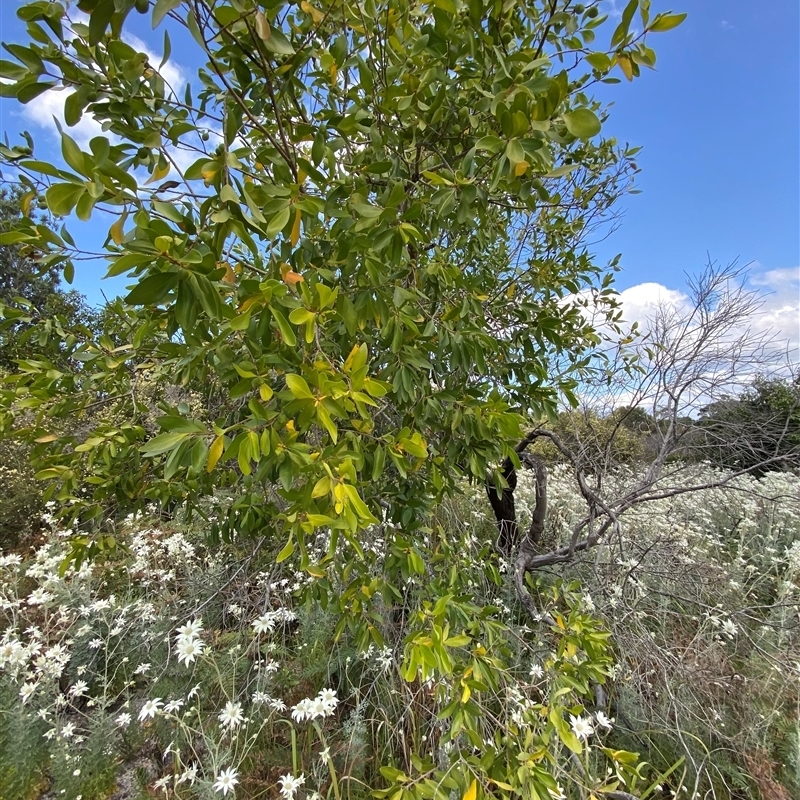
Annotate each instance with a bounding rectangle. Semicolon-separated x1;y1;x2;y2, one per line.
220;261;236;285
463;779;477;800
283;270;304;286
146;161;170;184
21;191;34;217
109;212;127;245
514;160;529;176
254;10;271;40
300;0;324;24
290;207;301;247
617;54;633;81
201;165;218;186
206;435;224;472
259;383;274;402
276;535;294;562
238;295;264;313
35;434;59;443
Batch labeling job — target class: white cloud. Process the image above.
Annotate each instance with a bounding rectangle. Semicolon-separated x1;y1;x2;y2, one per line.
745;266;800;354
617;266;799;359
18;24;187;150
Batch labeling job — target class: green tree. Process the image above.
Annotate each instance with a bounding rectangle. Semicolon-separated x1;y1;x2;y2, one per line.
694;375;800;475
0;3;687;795
0;186;100;370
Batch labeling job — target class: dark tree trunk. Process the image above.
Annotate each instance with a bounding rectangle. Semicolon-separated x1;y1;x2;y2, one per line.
486;454;519;556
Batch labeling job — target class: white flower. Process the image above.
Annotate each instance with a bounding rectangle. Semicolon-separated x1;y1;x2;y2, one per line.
138;698;163;721
134;662;151;675
253;614;276;635
177;637;204;666
309;697;328;718
218;701;245;730
548;785;566;800
721;618;738;638
177;764;198;785
69;680;89;698
317;688;338;712
88;638;103;649
529;663;544;679
375;647;393;671
27;588;53;606
213;767;239;796
115;712;132;728
176;618;203;641
153;776;171;792
61;722;76;738
569;714;594;740
291;697;313;722
278;772;305;800
20;682;36;703
164;698;184;713
595;711;614;730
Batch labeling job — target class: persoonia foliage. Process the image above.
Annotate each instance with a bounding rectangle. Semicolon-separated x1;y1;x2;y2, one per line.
0;0;683;631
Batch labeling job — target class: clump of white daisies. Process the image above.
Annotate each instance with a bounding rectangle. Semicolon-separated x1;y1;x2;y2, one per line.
290;688;339;722
175;617;205;666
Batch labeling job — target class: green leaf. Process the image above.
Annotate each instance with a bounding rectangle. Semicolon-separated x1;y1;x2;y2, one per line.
649;12;688;32
262;27;295;56
64;91;84;127
585;52;611;71
286;373;314;400
611;0;639;47
16;81;57;104
276;534;295;562
317;403;338;443
505;139;525;164
156;416;206;433
352;202;383;219
105;253;152;277
140;431;191;456
220;184;239;204
563;109;601;139
399;435;428;459
153;0;183;28
270;306;297;346
288;307;315;325
266;204;291;238
124;271;178;305
160;29;172;68
45;183;85;216
61;132;87;176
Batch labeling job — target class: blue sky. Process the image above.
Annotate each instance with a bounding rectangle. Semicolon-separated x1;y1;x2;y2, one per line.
1;0;798;349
